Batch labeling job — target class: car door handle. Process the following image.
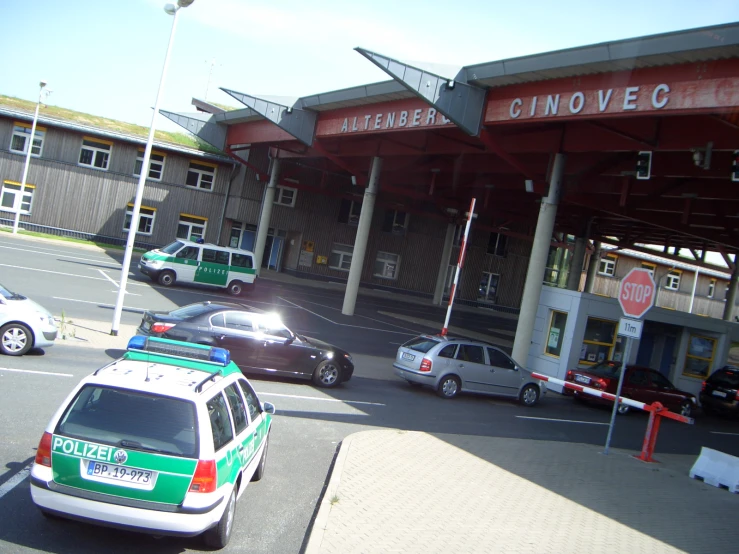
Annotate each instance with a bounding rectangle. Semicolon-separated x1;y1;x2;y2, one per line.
490;369;495;373
458;363;465;368
238;445;245;452
253;432;258;440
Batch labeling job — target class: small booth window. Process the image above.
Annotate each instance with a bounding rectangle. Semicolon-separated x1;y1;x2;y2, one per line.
682;335;716;379
579;317;617;365
545;311;568;357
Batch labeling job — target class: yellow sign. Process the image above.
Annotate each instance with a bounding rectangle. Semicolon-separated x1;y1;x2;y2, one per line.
303;240;315;253
316;255;327;265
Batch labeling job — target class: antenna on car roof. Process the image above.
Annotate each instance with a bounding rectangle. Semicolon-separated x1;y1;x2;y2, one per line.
145;338;151;382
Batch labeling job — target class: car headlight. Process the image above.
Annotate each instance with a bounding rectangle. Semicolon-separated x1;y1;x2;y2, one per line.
147;259;164;268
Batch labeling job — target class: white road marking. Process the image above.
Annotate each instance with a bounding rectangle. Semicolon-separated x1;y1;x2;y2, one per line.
97;269;141;296
0;465;32;500
0;367;73;377
0;244;120;266
277;296;417;335
0;263;143;286
52;297;145;313
257;391;385;407
516;415;609;426
710;431;739;436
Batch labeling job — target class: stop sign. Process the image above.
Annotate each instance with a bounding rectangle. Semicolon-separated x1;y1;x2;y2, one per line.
618;268;656;319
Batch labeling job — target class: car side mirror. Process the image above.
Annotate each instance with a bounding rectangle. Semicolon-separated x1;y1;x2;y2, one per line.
262;402;276;415
284;336;294;345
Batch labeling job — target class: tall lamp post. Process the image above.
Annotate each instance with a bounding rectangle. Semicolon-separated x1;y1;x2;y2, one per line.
12;80;47;234
111;0;195;336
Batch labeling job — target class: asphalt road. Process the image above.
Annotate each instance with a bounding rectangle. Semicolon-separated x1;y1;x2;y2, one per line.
1;233;738;553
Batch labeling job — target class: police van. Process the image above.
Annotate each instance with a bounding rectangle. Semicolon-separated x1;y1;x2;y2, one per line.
138;239;257;296
30;336;275;549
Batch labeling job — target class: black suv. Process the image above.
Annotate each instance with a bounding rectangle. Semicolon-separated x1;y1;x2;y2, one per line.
700;366;739;416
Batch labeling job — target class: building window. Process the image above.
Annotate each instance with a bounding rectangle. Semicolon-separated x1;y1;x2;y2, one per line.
177;214;207;241
478;272;499;302
453;224;465;247
487;233;507;257
598;254;617;276
0;181;34;214
708;279;716;298
123;203;156;235
683;335;716;379
10;123;45;157
274;186;297;207
374;251;400;279
640;262;656;278
338;199;362;225
579;317;617;365
328;243;353;271
665;270;681;291
186;161;216;191
134;150;166;181
382;210;408;235
78;137;112;170
546;311;568;357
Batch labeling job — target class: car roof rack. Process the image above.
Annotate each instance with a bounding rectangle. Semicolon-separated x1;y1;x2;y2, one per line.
194;370;222;393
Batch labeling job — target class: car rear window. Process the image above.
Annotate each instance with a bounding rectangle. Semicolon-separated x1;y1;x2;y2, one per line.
56;386;198;458
709;368;739;389
586;361;622;379
170;303;216;319
402;336;441;354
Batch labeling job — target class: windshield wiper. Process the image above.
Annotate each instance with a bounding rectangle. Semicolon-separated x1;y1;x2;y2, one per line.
118;439;169;454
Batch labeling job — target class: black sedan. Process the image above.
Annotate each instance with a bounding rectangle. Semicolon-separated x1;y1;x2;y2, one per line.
136;301;354;387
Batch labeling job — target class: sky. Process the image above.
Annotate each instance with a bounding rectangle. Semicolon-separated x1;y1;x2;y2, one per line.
2;0;739;134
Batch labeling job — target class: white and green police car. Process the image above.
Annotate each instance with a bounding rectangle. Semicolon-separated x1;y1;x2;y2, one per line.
30;336;274;549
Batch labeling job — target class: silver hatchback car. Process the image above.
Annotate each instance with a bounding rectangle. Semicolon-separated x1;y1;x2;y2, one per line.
393;335;545;405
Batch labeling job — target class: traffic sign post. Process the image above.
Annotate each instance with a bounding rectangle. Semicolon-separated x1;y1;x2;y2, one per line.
604;269;656;455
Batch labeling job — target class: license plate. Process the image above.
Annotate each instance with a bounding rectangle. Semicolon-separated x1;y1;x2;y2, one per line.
402;352;415;361
712;390;727;398
575;375;591;384
83;460;157;490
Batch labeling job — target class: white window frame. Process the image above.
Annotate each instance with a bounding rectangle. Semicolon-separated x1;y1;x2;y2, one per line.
1;181;34;215
346;200;362;225
478;271;500;301
708;279;716;299
177;214;207;241
78;137;112;171
598;255;617;277
134;150;166;181
275;186;297;207
641;262;656;278
329;243;353;271
123;204;156;236
374;251;400;280
186;161;216;191
665;270;681;291
487;233;507;257
386;210;409;235
10;123;45;157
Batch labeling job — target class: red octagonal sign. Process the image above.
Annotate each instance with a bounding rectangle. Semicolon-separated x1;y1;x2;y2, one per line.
618;268;656;319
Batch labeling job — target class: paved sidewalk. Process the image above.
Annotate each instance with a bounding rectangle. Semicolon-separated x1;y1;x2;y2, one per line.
305;430;739;554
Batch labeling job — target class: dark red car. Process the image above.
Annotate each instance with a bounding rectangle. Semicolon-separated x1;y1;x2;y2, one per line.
564;361;696;417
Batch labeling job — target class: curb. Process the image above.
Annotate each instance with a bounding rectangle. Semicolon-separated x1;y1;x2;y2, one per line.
303;432;358;554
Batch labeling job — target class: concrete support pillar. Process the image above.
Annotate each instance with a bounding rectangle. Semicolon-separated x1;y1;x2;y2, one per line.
723;264;739;321
433;223;456;305
566;236;587;291
253;158;280;275
342;157;382;316
584;240;601;293
511;153;565;365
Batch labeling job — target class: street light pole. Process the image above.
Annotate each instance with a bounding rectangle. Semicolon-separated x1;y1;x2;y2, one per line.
110;0;195;336
13;80;47;234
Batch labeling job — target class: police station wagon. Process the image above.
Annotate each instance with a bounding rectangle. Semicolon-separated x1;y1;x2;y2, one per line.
30;336;275;549
139;240;257;296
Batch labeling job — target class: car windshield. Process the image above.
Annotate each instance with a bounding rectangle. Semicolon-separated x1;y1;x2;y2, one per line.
159;241;185;255
586;360;622;379
0;284;14;299
56;386;198;458
710;368;739;389
169;303;216;319
402;336;441;354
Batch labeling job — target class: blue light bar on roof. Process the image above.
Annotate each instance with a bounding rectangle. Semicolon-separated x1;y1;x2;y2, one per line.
126;336;230;366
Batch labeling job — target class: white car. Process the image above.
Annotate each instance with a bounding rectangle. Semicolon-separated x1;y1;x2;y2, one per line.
0;282;57;356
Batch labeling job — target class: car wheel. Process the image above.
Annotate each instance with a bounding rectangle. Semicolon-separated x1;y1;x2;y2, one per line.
227;280;243;296
436;375;460;399
616;403;630;415
519;384;540;407
679;401;694;418
251;434;269;482
203;487;236;549
0;323;34;356
157;270;175;287
313;360;341;388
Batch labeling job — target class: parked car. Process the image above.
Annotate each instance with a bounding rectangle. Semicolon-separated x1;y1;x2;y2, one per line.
30;336;275;549
699;366;739;417
0;282;57;356
563;361;696;417
137;301;354;387
393;334;545;405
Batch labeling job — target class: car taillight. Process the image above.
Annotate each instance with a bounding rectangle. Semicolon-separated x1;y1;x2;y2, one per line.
420;358;432;372
701;381;706;392
151;322;176;334
35;432;52;467
735;390;739;401
593;378;608;390
566;370;573;380
189;460;217;493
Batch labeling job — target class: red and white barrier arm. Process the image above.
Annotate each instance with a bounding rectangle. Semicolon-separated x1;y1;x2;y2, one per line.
531;372;648;411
